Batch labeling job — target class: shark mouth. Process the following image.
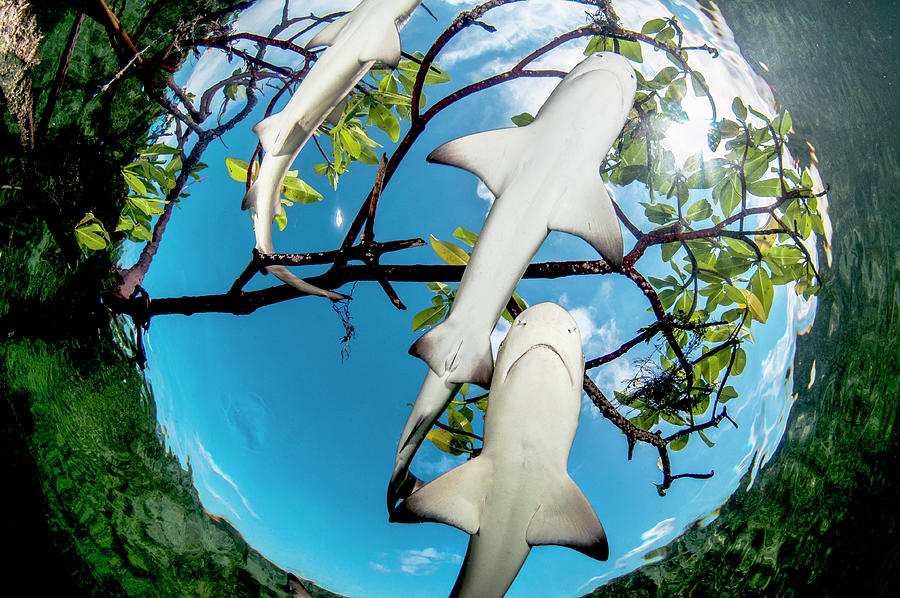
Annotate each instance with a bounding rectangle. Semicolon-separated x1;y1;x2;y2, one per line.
503;343;573;387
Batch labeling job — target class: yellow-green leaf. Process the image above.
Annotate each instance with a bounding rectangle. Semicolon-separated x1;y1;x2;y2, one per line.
426;429;463;456
281;177;323;204
225;157;257;183
430;235;469;265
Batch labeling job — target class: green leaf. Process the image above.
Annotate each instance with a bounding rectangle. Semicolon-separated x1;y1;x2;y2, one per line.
766;245;804;267
731;97;747;121
127;195;166;216
510;112;534;127
746;292;767;324
617;39;643;62
669;434;689;451
661;241;681;262
275;205;287;231
673;291;692;315
716;174;742;217
453;227;479;247
430;235;469;265
750;267;774;315
74;214;110;252
143;143;180;156
280;177;323;203
731;347;747;376
698;429;715;447
686;158;729;189
641;201;677;225
369;103;400;142
412;305;447;331
690;71;708;97
356;143;380;165
686;199;713;222
747;178;782;198
426;281;451;294
641;18;667;34
775;109;792;136
651;66;679;88
718;385;738;403
122;171;147;195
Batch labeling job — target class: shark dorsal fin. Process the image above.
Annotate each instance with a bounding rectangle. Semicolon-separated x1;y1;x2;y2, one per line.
427;127;530;198
548;173;624;267
388;457;492;534
307;13;351;49
525;475;608;561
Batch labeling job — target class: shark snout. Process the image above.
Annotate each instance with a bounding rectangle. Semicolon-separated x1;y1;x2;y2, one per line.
496;303;584;388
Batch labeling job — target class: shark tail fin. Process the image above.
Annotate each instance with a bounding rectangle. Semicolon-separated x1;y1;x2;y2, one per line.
427;126;531;198
548;173;624;267
409;320;493;386
265;264;347;301
526;475;609;561
389;457;492;535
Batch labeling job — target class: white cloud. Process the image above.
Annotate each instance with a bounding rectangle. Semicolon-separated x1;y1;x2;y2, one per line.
399;547;463;576
195;440;259;519
437;0;587;70
615;517;676;567
415;453;465;477
490;317;511;359
476;180;495;204
368;561;391;573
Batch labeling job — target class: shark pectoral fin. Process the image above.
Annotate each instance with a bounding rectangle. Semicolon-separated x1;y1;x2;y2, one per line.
325;96;348;126
548;175;624;267
426;127;529;197
409;322;494;386
359;22;403;67
241;180;260;212
252;113;295;157
306;13;349;49
389;457;492;535
526;477;609;561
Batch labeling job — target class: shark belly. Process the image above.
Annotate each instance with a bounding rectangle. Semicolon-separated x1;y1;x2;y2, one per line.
450;484;534;598
411;179;553;384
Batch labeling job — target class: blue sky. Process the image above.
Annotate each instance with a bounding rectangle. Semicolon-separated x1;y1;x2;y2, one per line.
135;1;825;596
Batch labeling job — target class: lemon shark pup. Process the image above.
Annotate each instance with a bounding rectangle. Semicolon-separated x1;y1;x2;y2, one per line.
241;0;422;300
388;52;636;507
391;303;609;597
410;51;636;384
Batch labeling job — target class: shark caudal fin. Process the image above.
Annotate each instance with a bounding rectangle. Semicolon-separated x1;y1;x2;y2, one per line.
389;457;492;534
525;475;609;561
547;173;624;267
409;320;493;386
265;265;347;301
388;370;459;512
427;126;532;198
